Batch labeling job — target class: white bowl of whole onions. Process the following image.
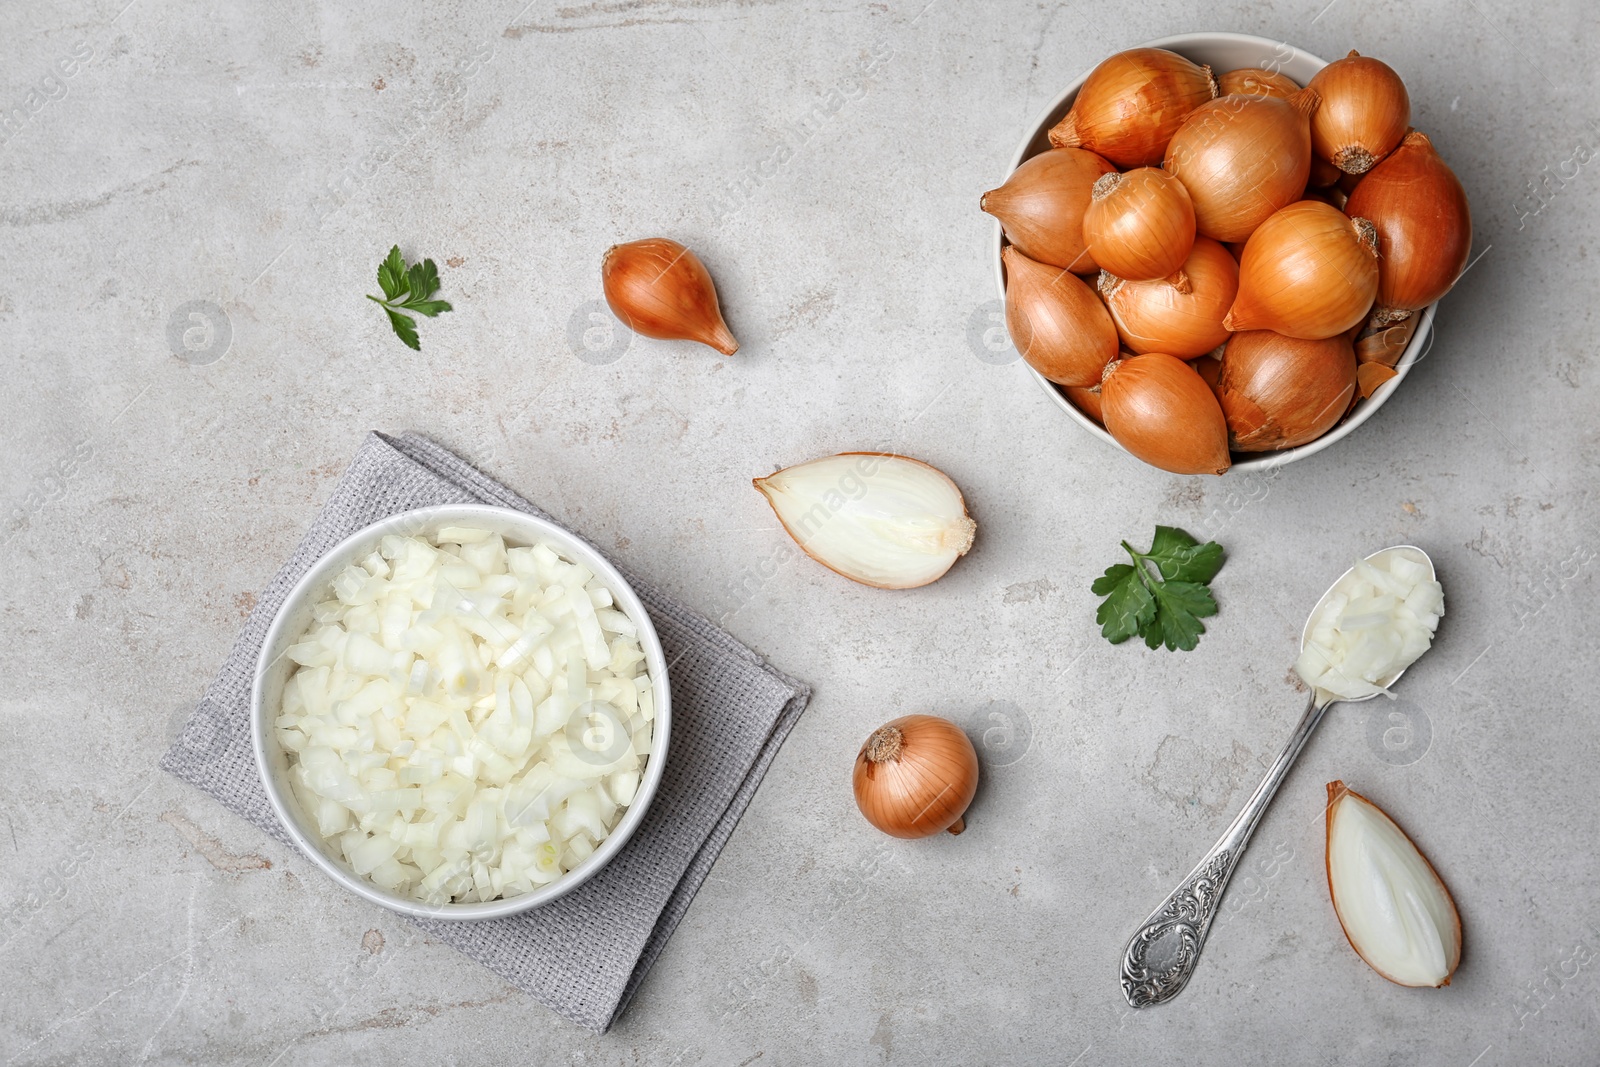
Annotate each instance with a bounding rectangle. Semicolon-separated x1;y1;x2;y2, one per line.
986;33;1471;475
251;504;670;920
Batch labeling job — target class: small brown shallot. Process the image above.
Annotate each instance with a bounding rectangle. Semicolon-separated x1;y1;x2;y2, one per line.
1082;169;1196;282
1217;330;1357;451
982;148;1116;272
602;238;739;354
1002;246;1120;387
854;715;979;838
1098;236;1238;358
1307;51;1411;174
1222;67;1299;99
1164;88;1318;242
1344;131;1473;323
1225;201;1379;340
1101;353;1231;475
1049;48;1217;167
1216;67;1301;100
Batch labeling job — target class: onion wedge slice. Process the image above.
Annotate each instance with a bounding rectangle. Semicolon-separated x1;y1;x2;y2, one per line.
753;453;976;589
1325;780;1462;987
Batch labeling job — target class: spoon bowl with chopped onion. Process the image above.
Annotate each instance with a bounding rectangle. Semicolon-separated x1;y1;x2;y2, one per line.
1295;545;1442;707
251;504;670;920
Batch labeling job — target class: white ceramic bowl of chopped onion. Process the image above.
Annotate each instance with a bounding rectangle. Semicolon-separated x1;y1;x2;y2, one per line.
251;504;670;920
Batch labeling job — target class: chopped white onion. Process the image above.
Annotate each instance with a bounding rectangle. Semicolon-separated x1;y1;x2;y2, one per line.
1294;548;1444;705
278;528;654;904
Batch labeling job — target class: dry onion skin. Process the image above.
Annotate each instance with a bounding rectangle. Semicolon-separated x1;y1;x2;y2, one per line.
1356;361;1399;399
1099;236;1238;358
277;528;656;904
1048;48;1217;167
1355;316;1419;368
753;453;976;590
1101;353;1231;475
982;147;1116;272
1217;330;1356;451
1216;67;1301;100
1163;89;1318;243
853;715;979;838
1082;168;1196;282
1344;131;1472;322
1225;201;1379;340
1307;51;1411;175
601;238;738;355
1326;780;1462;988
1002;245;1120;386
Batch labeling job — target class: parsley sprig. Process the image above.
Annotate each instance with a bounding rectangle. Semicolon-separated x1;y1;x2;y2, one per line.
1092;526;1225;651
367;245;452;350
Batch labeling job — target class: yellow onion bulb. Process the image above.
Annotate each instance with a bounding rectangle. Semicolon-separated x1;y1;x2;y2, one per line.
1082;169;1196;281
1225;201;1379;339
1344;130;1472;320
1048;48;1217;167
853;715;979;839
1164;88;1318;243
1307;51;1411;175
1002;246;1119;387
1102;353;1231;475
1216;67;1301;100
1098;236;1238;358
602;238;739;355
982;148;1117;273
1216;330;1356;451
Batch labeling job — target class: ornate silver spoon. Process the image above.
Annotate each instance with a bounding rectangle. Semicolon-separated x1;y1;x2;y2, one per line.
1119;546;1437;1007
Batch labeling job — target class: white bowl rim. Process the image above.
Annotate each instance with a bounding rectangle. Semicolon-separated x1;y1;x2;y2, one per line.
991;31;1437;474
250;502;672;921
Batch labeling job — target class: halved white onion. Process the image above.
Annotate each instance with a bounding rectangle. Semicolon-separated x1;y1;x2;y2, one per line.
1325;781;1462;988
753;453;977;589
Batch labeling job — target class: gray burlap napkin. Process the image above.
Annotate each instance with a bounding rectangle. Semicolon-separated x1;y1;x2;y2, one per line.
161;430;810;1033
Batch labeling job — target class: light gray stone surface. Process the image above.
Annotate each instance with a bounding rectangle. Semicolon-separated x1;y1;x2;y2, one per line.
2;0;1596;1063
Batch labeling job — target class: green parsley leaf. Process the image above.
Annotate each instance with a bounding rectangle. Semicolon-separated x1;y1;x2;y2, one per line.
1092;527;1225;651
1093;563;1156;644
368;245;453;350
384;307;420;351
378;246;407;301
1147;525;1225;583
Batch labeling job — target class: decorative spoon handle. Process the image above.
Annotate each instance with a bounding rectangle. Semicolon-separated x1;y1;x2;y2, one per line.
1120;692;1328;1007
